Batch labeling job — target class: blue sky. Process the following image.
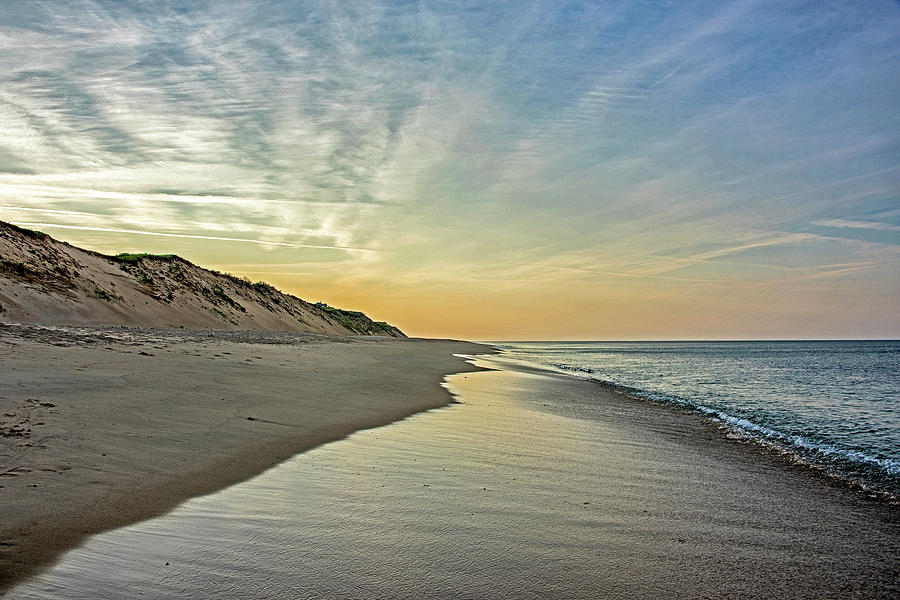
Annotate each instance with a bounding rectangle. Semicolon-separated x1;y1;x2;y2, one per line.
0;0;898;338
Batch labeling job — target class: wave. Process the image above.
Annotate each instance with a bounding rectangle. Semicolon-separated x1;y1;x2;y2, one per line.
540;359;899;497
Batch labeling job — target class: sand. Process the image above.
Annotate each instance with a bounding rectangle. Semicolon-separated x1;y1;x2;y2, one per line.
0;323;486;591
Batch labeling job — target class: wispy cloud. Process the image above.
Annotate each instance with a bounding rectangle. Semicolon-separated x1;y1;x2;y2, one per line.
15;222;371;254
813;219;900;232
0;0;898;337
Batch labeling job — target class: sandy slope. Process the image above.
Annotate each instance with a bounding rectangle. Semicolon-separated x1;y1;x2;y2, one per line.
0;221;402;336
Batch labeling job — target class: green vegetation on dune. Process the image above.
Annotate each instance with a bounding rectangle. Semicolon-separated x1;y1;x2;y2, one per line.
92;287;122;302
5;223;47;240
210;270;278;295
314;303;403;336
208;285;246;312
210;306;238;325
0;260;37;278
113;252;177;263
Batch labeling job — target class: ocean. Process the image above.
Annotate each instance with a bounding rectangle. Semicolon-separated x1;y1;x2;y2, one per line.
491;340;900;497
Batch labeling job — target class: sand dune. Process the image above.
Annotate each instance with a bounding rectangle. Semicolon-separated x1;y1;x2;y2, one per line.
0;221;402;336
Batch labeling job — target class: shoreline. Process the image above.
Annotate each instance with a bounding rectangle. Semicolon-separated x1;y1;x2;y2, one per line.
5;327;897;596
11;346;897;598
485;343;900;501
0;324;487;591
481;350;900;502
447;357;900;597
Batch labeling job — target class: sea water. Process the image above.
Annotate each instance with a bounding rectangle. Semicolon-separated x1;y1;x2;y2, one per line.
491;341;900;496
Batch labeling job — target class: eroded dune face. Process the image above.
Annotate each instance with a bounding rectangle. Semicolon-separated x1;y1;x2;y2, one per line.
0;221;403;336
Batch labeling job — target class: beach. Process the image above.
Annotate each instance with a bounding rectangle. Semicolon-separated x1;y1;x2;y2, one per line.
2;326;898;598
0;324;485;591
2;0;897;596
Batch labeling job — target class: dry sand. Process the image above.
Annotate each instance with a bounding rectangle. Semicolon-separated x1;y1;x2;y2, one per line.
0;323;485;591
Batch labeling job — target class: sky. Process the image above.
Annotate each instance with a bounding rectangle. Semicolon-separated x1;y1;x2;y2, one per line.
0;0;898;340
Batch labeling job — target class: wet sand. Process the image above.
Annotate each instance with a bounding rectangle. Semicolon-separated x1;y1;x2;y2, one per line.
460;359;900;598
0;324;486;591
